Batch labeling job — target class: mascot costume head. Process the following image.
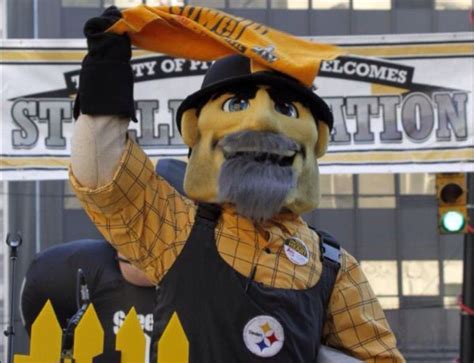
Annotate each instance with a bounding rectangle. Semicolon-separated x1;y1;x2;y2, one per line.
98;4;342;220
177;55;331;220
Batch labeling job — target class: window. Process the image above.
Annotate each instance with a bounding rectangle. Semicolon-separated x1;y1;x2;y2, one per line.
312;0;349;9
230;0;267;8
104;0;142;7
443;260;463;308
64;181;82;210
353;0;391;10
361;260;399;309
190;0;226;7
402;260;440;296
62;0;101;7
394;0;433;9
436;0;472;10
321;174;353;194
359;173;394;194
358;174;395;208
400;173;435;195
146;0;185;5
319;174;354;208
271;0;309;9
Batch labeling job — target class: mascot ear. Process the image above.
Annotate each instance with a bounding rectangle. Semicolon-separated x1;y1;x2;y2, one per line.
181;108;199;147
315;122;330;158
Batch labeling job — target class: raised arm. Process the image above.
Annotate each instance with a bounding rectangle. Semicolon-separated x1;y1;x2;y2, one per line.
69;7;196;284
71;6;134;188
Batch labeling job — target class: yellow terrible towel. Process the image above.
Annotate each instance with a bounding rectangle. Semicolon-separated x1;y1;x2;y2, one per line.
107;5;343;87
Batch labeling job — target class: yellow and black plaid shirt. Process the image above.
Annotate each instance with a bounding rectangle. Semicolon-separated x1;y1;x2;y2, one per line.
70;140;404;362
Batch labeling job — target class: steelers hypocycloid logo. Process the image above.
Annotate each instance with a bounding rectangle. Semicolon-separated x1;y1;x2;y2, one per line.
243;315;285;357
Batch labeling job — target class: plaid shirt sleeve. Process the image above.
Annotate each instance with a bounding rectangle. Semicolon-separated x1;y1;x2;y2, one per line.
322;249;405;362
69;139;196;284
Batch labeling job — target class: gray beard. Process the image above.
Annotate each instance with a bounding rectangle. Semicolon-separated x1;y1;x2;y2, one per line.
217;131;297;221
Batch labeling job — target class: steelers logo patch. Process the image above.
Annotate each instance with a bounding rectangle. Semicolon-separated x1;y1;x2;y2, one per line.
243;315;284;357
284;237;309;266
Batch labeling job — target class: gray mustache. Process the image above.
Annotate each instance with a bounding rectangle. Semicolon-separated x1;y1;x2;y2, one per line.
218;131;301;156
217;131;297;221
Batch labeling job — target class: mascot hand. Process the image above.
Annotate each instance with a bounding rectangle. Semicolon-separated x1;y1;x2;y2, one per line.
74;6;136;121
83;6;130;63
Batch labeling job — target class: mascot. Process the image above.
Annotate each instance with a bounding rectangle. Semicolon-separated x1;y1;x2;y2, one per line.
70;5;404;362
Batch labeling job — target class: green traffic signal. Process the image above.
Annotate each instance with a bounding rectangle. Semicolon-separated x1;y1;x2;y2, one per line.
436;173;468;234
440;210;466;233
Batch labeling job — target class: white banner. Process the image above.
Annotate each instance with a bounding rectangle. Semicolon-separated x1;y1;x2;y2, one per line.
1;33;473;180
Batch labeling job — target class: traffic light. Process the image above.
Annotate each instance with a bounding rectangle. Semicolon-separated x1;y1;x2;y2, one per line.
436;173;468;234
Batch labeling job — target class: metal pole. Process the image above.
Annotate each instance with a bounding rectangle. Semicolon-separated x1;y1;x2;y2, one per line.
460;172;474;363
32;0;38;39
5;255;17;363
35;181;41;253
3;182;10;363
4;233;23;363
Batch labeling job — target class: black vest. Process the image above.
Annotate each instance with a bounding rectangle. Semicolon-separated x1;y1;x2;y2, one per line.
151;204;339;362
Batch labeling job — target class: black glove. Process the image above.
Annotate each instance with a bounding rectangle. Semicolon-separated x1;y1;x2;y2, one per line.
74;6;136;121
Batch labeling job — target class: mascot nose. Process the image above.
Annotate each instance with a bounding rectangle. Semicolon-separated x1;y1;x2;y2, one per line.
242;90;280;133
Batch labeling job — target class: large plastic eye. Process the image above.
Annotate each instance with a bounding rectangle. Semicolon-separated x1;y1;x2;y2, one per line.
222;97;250;112
275;102;299;118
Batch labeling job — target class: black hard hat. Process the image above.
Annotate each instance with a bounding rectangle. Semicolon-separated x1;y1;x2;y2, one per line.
176;55;333;132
